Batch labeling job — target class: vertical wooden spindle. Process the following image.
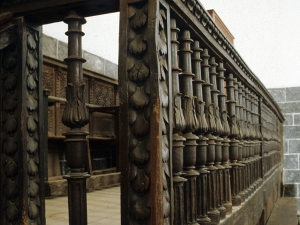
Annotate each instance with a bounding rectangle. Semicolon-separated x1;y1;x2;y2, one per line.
191;41;211;225
179;30;199;225
171;18;187;225
225;73;241;206
202;49;220;224
210;57;226;220
217;61;232;215
233;78;245;203
62;10;90;225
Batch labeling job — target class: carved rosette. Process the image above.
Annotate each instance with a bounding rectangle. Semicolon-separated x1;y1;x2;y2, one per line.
127;2;151;223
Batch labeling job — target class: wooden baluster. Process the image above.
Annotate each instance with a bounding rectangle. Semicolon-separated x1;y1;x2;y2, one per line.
210;57;226;220
225;73;241;206
251;92;259;188
179;30;199;225
217;61;232;214
239;83;248;200
171;18;187;225
254;95;261;185
242;85;250;196
62;10;90;225
202;49;220;224
191;41;211;225
245;88;254;194
233;79;245;203
257;96;263;183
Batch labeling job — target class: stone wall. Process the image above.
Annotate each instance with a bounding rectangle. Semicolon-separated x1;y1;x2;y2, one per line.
42;34;118;80
269;87;300;213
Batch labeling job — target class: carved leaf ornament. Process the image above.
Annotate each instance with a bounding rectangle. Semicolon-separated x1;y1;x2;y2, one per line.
26;28;40;223
158;7;171;225
127;2;151;223
1;42;20;223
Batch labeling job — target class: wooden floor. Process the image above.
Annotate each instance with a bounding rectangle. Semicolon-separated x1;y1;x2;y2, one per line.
46;186;120;224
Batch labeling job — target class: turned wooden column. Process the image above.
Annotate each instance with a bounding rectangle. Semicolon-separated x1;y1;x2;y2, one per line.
179;30;199;225
225;73;241;206
233;78;245;203
217;61;232;215
242;85;251;196
245;88;254;194
202;49;220;225
171;18;187;225
62;10;90;225
191;41;211;225
210;57;226;220
239;83;249;199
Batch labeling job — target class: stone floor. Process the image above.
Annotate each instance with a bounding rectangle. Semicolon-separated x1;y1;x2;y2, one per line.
46;186;120;224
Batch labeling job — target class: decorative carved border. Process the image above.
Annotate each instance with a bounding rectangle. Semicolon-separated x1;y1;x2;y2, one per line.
127;2;151;223
158;4;171;224
26;26;41;224
1;34;20;225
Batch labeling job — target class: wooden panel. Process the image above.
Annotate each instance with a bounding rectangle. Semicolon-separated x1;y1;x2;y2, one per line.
48;105;55;136
90;79;115;106
55;67;67;98
89;112;115;138
43;64;55;95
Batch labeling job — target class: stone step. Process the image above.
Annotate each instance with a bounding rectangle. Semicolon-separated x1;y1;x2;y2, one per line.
45;171;120;197
266;197;298;225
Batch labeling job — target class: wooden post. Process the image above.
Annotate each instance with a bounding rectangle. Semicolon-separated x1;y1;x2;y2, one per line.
119;0;172;224
0;16;45;225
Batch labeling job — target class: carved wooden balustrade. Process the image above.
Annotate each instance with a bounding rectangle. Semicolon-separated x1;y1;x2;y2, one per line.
119;0;284;224
0;0;284;224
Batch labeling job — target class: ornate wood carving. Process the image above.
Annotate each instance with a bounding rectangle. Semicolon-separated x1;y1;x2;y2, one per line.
55;67;67;98
201;49;219;224
42;65;54;94
62;10;90;225
90;79;114;106
217;61;232;215
233;78;245;203
120;1;172;223
210;57;226;220
1;29;20;225
1;17;44;225
225;73;241;206
179;30;199;225
171;18;186;225
157;6;171;225
191;40;210;225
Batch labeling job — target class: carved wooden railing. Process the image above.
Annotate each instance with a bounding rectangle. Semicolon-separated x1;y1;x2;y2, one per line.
0;0;284;224
119;0;284;224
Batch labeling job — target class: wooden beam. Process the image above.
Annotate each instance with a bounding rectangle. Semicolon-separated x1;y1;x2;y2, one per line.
0;0;119;24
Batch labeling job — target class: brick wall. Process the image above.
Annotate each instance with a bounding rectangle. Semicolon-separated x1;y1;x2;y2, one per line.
269;87;300;213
